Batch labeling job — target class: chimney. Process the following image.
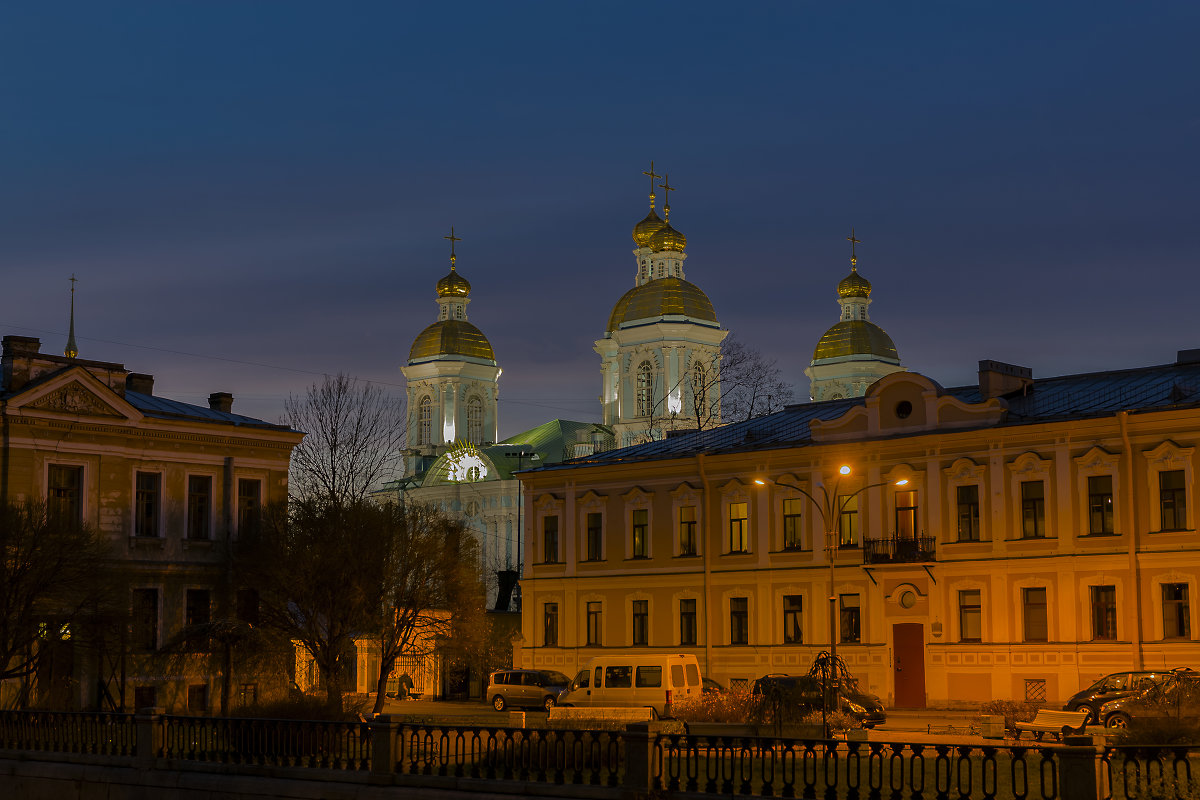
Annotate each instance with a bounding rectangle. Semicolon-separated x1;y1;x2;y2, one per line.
1178;349;1200;365
2;336;42;392
126;373;154;395
493;569;519;612
208;392;234;413
979;360;1033;400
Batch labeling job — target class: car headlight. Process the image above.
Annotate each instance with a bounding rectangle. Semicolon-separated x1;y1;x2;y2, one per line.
846;701;866;714
1100;700;1118;712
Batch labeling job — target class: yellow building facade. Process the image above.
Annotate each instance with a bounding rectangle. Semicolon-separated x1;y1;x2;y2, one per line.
517;358;1200;708
0;335;302;712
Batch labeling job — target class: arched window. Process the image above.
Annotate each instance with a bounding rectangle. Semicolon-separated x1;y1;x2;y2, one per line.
418;396;432;445
636;361;654;417
467;396;484;444
692;363;707;415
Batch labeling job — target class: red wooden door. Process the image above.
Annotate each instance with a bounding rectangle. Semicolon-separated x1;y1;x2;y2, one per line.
892;623;926;709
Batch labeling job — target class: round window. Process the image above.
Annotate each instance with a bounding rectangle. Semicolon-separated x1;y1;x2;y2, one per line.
895;400;913;419
899;590;917;609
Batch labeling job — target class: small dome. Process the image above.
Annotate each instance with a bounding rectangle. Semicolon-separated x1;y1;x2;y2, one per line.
436;268;471;297
606;277;718;332
648;221;686;253
838;268;871;298
409;320;495;363
812;320;899;362
632;208;665;248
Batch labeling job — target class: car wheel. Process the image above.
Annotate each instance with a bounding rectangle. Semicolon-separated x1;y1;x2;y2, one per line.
543;696;556;712
1075;706;1096;725
1105;712;1130;729
492;695;507;712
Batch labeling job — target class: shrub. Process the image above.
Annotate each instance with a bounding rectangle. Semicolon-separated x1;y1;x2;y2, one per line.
799;710;860;734
672;691;769;724
979;699;1043;732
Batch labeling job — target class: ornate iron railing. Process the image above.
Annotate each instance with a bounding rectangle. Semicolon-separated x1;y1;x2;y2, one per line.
864;535;937;564
0;710;136;756
394;723;623;786
160;715;372;770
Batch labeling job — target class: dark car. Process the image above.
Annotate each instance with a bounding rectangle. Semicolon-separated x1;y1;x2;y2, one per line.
487;669;571;712
1100;669;1200;728
751;674;887;729
702;677;725;694
1062;670;1172;724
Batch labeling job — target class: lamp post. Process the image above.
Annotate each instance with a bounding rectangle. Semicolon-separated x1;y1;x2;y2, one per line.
504;450;539;575
756;467;907;736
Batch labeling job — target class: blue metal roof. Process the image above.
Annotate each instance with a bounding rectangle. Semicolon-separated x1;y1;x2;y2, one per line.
126;390;294;430
544;360;1200;470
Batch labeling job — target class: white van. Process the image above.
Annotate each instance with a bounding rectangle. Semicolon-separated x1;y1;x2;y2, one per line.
557;654;702;717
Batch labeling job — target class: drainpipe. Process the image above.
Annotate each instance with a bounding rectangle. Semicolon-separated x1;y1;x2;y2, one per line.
697;453;713;676
1;399;9;506
1118;411;1145;669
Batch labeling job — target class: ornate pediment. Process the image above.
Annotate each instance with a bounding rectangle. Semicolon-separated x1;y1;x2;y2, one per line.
26;381;125;418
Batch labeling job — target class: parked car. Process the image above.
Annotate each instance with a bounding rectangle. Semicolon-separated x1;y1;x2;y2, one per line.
1061;670;1172;724
486;669;571;712
750;673;887;729
702;677;725;694
557;654;703;717
1100;669;1200;729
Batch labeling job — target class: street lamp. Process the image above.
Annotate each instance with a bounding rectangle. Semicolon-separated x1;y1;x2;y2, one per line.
756;467;907;736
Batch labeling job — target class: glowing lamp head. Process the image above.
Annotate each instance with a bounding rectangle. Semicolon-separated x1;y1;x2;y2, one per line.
838;465;852;475
754;479;766;485
895;479;909;486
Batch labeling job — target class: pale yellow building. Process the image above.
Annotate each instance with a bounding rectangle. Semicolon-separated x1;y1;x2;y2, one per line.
516;356;1200;708
0;334;302;712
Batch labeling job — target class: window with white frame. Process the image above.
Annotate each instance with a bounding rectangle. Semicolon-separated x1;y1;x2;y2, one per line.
782;498;804;550
959;590;982;642
1145;442;1193;533
837;494;859;546
728;502;749;553
1087;475;1114;534
631;509;649;558
636;361;654;417
679;598;697;646
678;505;697;556
730;598;748;645
1023;587;1048;641
586;601;602;646
466;396;483;444
418;396;432;445
783;595;802;643
1162;584;1191;639
1160;471;1187;531
1091;585;1117;640
632;600;649;646
956;485;981;542
1020;481;1045;538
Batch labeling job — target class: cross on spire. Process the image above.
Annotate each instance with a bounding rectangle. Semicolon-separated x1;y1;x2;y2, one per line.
444;227;462;267
847;228;861;268
659;175;676;221
642;161;661;209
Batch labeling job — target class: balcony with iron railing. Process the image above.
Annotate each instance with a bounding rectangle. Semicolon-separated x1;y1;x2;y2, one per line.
863;533;936;564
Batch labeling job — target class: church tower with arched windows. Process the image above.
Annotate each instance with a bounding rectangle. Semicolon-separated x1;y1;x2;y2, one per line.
595;167;728;447
402;230;500;468
805;231;905;401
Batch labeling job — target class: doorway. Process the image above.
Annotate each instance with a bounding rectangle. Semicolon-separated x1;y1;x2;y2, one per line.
892;623;926;708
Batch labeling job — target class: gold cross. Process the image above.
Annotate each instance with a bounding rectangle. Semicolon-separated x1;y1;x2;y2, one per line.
642;161;661;208
847;228;861;267
444;227;461;266
659;175;676;220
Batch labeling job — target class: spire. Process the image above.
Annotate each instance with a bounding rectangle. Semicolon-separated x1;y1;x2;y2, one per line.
64;275;78;359
847;228;861;270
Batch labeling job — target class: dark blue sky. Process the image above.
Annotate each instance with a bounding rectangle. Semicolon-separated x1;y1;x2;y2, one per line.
3;2;1198;437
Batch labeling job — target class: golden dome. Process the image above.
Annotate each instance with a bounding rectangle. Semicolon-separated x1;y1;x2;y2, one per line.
812;320;899;362
409;320;495;363
606;277;718;332
838;268;872;298
632;208;665;247
648;221;686;253
436;268;471;297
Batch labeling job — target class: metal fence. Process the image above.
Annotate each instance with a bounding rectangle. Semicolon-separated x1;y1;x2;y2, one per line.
1;710;1197;800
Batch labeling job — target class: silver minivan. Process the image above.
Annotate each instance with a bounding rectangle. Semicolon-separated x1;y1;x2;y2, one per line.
487;669;571;712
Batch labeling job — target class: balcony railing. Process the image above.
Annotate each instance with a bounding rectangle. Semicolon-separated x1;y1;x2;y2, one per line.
863;534;936;564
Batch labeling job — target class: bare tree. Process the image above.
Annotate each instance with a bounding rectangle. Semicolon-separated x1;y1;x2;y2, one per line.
718;334;796;422
284;374;406;505
0;501;108;705
368;501;483;714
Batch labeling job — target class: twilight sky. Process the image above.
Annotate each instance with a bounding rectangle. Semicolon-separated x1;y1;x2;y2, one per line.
3;2;1198;439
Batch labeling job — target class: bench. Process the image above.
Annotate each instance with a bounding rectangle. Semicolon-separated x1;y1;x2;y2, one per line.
547;706;655;724
1014;709;1089;741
